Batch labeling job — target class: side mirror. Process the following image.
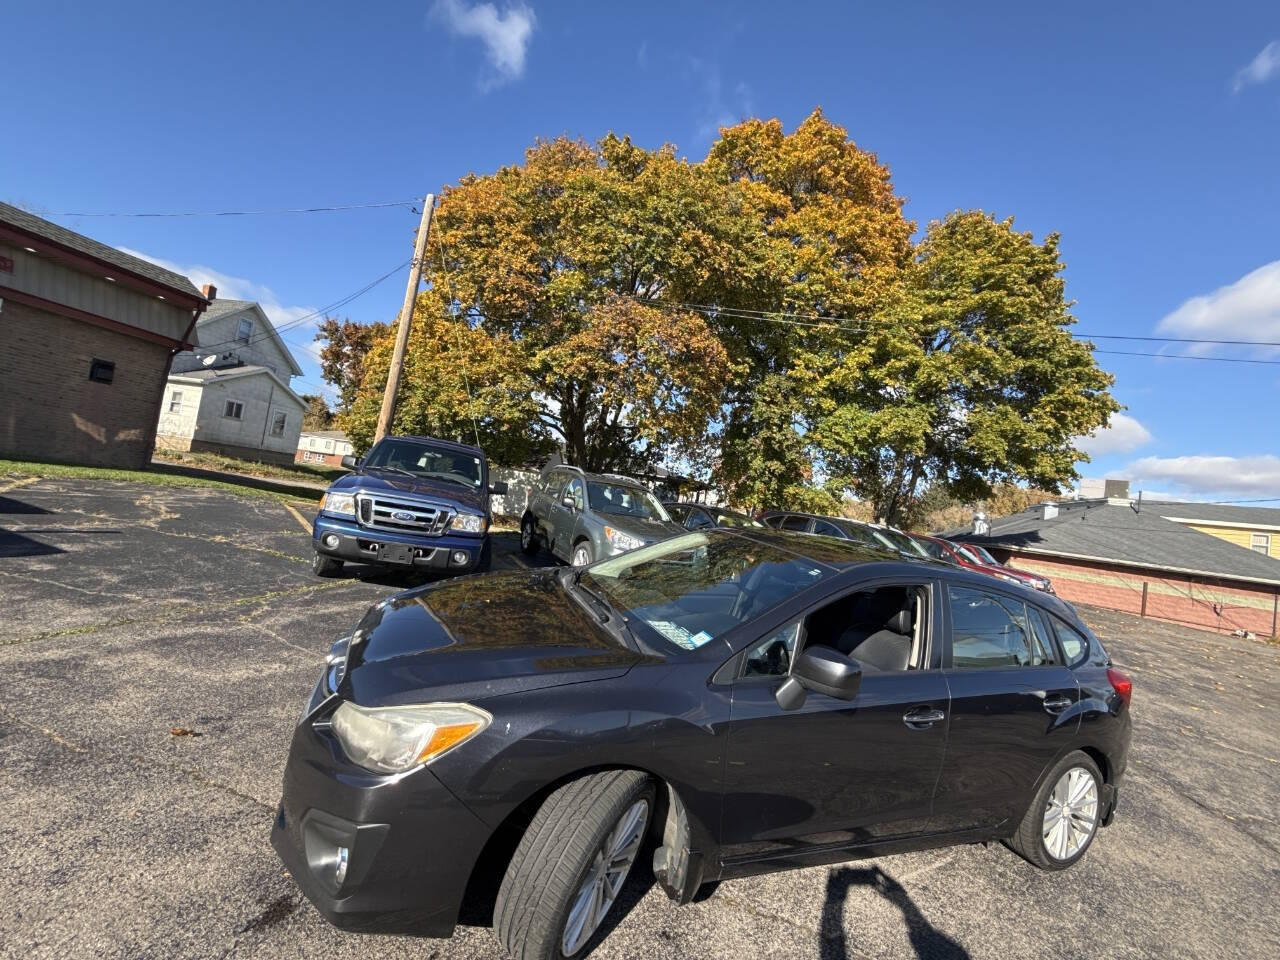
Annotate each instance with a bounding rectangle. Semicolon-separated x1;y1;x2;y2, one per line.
489;480;509;495
340;455;361;470
775;647;862;711
561;494;577;510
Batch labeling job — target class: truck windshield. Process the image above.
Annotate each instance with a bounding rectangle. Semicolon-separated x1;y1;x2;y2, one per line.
581;532;832;653
587;482;670;521
364;439;483;488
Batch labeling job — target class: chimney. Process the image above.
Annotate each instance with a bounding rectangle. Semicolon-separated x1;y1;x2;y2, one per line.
201;283;217;301
972;511;990;536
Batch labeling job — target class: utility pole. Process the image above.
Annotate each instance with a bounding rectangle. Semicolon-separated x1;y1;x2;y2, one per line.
375;193;436;443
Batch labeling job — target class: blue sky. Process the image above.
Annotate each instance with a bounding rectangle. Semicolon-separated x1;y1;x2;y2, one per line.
3;1;1278;500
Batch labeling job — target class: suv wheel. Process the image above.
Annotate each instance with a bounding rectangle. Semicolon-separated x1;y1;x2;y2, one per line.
520;516;541;556
495;770;653;960
1006;750;1102;870
571;541;593;567
312;552;342;578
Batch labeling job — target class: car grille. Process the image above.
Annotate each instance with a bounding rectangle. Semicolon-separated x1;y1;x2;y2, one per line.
355;495;454;535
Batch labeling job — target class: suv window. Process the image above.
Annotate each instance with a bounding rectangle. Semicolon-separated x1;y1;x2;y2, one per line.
666;504;689;524
779;515;810;532
948;586;1038;668
684;508;715;531
812;519;844;538
564;477;586;510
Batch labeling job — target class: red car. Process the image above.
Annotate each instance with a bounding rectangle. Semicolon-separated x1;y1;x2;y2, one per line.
910;534;1055;593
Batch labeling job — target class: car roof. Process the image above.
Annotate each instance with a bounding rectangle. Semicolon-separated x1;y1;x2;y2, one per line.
547;465;649;487
385;435;485;457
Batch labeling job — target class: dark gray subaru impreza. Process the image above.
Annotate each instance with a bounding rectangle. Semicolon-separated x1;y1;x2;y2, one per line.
272;528;1132;960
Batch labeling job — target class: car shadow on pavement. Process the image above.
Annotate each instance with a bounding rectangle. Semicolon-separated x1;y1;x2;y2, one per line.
0;495;53;515
821;866;969;960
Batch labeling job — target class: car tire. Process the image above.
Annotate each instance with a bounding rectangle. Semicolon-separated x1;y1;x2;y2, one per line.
494;770;654;960
570;541;593;567
520;515;541;556
1006;750;1103;870
312;552;342;578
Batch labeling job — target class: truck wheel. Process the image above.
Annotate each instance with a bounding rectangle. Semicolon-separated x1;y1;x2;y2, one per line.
495;770;653;960
312;552;342;578
520;516;541;556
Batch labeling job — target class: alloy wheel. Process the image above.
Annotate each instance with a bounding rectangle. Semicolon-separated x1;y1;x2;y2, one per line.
560;799;648;956
572;546;591;567
1042;766;1099;860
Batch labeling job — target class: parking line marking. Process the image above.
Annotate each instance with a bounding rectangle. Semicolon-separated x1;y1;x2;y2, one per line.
283;501;313;533
0;476;39;495
510;554;530;568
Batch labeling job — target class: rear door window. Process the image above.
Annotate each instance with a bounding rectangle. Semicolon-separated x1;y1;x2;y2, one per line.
1024;605;1058;665
685;508;715;530
812;519;845;538
779;515;812;533
947;586;1036;668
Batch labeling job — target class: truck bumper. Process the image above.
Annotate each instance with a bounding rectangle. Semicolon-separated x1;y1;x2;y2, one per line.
312;515;486;572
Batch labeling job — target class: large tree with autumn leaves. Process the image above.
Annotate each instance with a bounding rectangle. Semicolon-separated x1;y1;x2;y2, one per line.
327;110;1118;524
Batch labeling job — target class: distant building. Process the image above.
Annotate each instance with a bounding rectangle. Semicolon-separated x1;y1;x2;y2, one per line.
155;300;306;465
958;497;1280;638
296;429;353;466
0;201;209;469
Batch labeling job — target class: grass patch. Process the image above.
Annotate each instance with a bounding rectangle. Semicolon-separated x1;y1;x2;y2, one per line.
0;458;323;502
153;450;344;484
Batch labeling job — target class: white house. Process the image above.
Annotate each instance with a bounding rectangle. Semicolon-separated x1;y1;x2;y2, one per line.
155;299;307;464
296;429;354;466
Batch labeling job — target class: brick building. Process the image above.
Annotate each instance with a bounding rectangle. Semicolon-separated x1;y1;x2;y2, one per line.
296;429;354;466
959;498;1280;638
0;202;208;469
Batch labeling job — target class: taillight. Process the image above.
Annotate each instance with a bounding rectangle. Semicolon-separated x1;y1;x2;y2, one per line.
1106;668;1132;708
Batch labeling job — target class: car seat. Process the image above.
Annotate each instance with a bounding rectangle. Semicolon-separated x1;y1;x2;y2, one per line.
837;593;914;671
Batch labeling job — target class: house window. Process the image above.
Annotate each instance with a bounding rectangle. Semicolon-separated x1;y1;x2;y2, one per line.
270;411;287;437
88;359;115;383
168;390;183;412
236;317;253;342
223;400;244;420
1252;533;1271;555
308;438;317;449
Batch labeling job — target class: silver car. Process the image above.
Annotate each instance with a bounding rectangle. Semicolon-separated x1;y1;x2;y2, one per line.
520;466;684;566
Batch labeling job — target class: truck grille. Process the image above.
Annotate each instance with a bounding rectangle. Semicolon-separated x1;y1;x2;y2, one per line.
355;495;454;535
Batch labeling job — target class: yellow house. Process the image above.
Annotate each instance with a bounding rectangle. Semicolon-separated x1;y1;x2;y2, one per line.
1153;501;1280;559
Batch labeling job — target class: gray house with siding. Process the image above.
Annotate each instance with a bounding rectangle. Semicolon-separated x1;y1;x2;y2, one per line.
155;300;307;464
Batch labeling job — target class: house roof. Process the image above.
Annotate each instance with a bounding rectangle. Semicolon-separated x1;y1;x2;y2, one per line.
954;499;1280;587
168;364;307;409
1147;500;1280;530
0;201;204;299
299;429;349;441
191;299;305;378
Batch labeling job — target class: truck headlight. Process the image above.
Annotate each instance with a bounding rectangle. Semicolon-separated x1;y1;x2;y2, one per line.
604;526;644;552
330;701;491;774
322;492;356;518
452;512;486;534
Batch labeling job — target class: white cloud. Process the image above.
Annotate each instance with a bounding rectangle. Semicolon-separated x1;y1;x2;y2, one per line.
1076;413;1154;457
431;0;536;86
1233;40;1280;92
1126;454;1280;498
1157;259;1280;353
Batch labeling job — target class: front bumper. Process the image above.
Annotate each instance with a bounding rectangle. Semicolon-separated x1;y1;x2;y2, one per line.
312;514;485;571
270;716;494;937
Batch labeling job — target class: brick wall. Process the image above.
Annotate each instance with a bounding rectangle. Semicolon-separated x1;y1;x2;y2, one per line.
296;449;344;466
0;299;170;469
994;550;1280;638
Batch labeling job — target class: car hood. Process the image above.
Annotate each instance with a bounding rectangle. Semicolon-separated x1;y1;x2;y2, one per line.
593;512;684;542
341;569;646;706
330;470;488;513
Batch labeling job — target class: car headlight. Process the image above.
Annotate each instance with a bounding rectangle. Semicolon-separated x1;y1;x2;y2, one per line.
452;512;486;534
329;701;491;774
322;492;356;518
604;526;644;552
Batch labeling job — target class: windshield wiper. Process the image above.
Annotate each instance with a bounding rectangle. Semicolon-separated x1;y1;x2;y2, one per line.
424;474;473;488
564;569;637;648
368;464;417;479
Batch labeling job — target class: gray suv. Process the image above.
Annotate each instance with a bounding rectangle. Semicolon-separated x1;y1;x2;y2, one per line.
520;466;683;565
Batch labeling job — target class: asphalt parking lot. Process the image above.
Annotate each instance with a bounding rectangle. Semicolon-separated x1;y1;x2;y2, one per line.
1;476;1277;960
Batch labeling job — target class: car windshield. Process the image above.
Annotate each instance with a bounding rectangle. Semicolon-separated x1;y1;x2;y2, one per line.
958;542;1000;565
712;509;762;528
582;532;832;652
363;439;483;488
587;482;670;521
874;527;931;557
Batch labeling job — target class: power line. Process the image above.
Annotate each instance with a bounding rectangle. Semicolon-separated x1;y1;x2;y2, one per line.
1093;349;1280;366
52;199;424;218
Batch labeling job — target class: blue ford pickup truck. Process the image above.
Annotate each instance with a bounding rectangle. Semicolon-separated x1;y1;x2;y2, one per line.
310;435;507;578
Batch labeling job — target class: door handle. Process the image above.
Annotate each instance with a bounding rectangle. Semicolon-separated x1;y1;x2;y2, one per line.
903;707;945;729
1043;695;1073;714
